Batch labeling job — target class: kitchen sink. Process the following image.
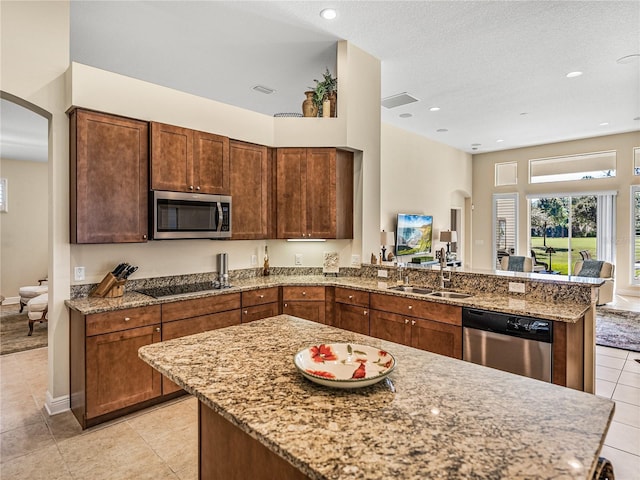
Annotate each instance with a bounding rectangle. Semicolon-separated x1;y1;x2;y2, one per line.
388;286;434;295
427;291;473;299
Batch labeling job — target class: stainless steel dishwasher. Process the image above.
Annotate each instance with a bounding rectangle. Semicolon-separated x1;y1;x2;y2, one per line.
462;308;553;382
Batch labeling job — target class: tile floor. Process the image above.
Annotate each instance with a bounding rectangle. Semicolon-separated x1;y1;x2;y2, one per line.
1;345;638;479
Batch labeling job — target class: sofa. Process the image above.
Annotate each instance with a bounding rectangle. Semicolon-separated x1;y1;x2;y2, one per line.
573;260;614;305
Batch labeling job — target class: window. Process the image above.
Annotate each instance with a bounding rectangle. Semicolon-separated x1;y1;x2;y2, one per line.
493;193;518;268
634;147;640;176
0;178;7;212
633;185;640;284
529;151;616;184
495;162;517;186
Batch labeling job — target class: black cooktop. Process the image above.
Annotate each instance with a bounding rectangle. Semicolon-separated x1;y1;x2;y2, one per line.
136;282;220;298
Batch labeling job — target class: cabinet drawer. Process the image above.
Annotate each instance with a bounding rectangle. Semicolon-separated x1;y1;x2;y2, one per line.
370;293;461;326
335;287;369;307
242;287;279;307
86;305;161;336
162;293;241;322
242;302;279;323
282;286;325;301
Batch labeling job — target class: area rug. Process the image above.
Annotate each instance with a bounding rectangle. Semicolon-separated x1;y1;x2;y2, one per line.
0;305;48;355
596;308;640;353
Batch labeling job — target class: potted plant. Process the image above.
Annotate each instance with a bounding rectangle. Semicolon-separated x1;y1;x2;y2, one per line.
307;68;337;117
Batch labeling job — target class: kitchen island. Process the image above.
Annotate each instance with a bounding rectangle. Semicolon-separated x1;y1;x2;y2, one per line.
139;314;613;480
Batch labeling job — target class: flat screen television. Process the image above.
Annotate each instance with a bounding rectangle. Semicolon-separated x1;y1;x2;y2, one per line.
395;213;433;257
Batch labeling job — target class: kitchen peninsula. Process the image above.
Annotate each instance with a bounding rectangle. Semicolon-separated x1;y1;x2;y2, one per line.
139;315;614;480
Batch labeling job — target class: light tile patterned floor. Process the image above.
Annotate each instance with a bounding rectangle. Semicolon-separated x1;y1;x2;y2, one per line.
1;344;639;479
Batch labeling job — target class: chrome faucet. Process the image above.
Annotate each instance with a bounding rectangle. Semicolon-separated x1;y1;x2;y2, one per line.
438;247;451;289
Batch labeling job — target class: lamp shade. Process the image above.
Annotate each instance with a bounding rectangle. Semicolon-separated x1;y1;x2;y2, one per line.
439;230;457;243
380;231;395;245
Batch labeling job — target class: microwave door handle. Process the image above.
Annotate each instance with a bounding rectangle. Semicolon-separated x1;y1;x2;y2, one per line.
217;202;223;232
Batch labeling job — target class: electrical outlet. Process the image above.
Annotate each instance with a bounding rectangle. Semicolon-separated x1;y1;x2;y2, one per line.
351;254;361;265
295;253;303;265
74;266;85;281
377;269;388;278
251;254;257;266
508;282;525;293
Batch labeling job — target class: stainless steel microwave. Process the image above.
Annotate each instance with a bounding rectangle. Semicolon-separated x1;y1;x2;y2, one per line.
151;191;231;239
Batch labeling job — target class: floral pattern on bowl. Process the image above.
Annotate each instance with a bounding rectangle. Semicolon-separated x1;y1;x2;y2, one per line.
294;343;396;389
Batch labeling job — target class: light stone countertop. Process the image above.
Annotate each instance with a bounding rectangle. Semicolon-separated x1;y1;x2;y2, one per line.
138;315;614;480
66;274;591;323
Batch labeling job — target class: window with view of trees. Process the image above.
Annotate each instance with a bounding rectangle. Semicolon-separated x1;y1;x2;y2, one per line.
633;185;640;284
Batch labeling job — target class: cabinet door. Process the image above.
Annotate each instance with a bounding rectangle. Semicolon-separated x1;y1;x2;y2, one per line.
305;148;336;239
369;309;412;346
150;122;193;192
276;148;307;239
194;131;230;194
71;109;149;243
85;325;162;418
230;141;270;239
334;303;370;335
162;311;241;394
282;301;325;324
411;318;462;359
242;302;279;323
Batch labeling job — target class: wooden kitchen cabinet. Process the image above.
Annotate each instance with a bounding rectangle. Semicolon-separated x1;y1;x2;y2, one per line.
276;148;353;239
369;293;462;359
69;108;149;243
150;122;230;194
161;293;241;394
282;286;326;323
230;141;274;239
333;287;370;335
241;287;279;323
70;305;162;428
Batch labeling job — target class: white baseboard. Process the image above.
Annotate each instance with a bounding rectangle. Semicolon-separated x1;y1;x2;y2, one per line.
615;288;640;297
1;296;19;305
45;391;70;416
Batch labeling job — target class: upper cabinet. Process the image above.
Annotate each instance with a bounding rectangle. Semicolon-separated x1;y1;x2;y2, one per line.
69;109;149;244
276;148;353;239
150;122;230;194
230;140;274;239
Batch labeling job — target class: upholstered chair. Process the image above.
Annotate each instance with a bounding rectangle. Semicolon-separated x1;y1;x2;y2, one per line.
27;293;48;336
573;260;614;305
19;279;48;313
500;255;534;272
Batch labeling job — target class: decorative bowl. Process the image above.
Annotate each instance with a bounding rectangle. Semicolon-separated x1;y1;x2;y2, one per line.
293;343;395;389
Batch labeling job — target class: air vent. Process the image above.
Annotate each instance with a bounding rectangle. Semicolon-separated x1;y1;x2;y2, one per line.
253;85;275;94
381;92;419;109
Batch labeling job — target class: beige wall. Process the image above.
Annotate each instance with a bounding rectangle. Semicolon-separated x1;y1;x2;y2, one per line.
381;123;473;265
0;158;48;298
472;131;640;296
1;0;71;413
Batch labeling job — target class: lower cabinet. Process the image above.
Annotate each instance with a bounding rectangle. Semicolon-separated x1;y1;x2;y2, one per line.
369;293;462;359
333;287;370;335
241;287;279;323
282;286;326;323
70;305;163;429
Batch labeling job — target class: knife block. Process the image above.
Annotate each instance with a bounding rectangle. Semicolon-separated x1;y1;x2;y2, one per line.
91;272;126;298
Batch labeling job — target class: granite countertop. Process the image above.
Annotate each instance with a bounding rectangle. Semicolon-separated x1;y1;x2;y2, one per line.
65;274;591;323
138;315;614;480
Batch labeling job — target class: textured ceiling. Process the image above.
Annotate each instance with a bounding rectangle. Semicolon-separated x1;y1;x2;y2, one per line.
2;1;639;161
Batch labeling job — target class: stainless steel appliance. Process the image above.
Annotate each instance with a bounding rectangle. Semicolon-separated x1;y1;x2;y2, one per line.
462;308;553;382
151;191;231;239
217;253;230;288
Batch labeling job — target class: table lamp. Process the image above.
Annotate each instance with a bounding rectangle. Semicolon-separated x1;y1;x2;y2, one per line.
380;230;395;261
439;230;457;260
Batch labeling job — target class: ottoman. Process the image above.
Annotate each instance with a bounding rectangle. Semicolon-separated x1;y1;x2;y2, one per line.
19;284;48;313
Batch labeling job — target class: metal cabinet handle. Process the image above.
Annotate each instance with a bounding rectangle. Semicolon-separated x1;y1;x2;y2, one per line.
155;327;161;332
189;185;194;190
259;294;264;298
243;310;248;314
284;303;288;308
302;291;306;296
142;234;147;240
348;295;353;299
411;320;416;326
124;317;131;321
196;186;201;191
404;319;409;324
408;305;413;310
363;310;368;316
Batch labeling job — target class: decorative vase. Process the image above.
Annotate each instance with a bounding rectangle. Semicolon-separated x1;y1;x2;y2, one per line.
302;91;318;117
328;91;337;117
322;98;331;118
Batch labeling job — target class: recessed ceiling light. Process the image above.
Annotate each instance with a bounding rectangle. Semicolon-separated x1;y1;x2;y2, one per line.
496;139;504;143
520;112;528;116
634;116;640;121
566;71;583;78
472;147;478;151
616;54;640;64
320;8;337;20
399;113;412;118
599;122;609;126
252;85;275;94
429;107;440;112
436;128;448;133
